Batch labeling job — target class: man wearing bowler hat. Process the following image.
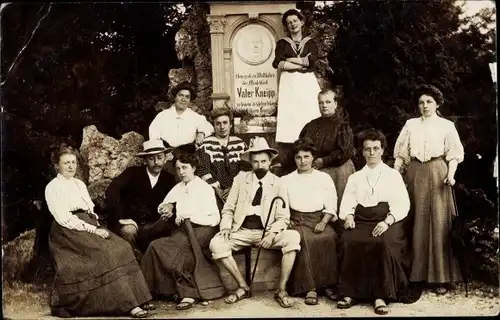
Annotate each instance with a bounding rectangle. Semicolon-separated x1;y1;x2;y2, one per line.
209;136;301;308
106;139;177;257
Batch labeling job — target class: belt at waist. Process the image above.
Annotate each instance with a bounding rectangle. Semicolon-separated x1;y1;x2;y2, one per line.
71;209;91;214
190;222;208;229
242;215;264;230
411;156;445;163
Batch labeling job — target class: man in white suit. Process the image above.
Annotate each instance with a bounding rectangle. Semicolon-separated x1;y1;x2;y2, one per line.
209;137;301;308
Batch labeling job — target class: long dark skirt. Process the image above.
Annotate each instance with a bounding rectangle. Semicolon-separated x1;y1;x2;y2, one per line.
48;212;152;318
288;209;338;296
405;158;462;283
337;203;410;301
321;159;356;211
141;224;219;299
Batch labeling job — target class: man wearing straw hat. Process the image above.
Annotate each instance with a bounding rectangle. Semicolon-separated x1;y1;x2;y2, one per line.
106;139;177;257
209;136;301;308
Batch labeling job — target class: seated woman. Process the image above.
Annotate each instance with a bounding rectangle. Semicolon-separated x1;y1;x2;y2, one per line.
45;145;152;318
337;129;411;315
281;138;339;305
140;152;222;310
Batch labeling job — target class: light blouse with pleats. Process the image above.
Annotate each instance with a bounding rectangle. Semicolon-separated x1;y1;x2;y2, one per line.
45;174;98;233
394;115;464;168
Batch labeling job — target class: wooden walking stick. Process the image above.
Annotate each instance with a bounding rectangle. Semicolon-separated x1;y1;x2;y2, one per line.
249;196;286;296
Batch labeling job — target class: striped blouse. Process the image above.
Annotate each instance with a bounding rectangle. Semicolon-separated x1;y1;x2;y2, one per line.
197;135;249;189
45;174;98;233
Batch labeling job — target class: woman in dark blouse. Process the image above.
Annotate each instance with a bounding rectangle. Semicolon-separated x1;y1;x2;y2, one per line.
272;8;321;145
299;87;356;211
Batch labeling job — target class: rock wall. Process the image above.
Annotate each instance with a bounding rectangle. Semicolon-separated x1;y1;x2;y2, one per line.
79;125;145;209
2;230;36;282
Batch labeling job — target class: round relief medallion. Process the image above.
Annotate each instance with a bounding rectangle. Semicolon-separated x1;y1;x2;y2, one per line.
235;24;274;66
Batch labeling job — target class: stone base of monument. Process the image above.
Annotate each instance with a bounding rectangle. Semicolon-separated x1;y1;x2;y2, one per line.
218;248;281;293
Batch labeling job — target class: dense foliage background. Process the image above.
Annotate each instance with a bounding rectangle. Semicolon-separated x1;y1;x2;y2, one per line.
1;1;497;246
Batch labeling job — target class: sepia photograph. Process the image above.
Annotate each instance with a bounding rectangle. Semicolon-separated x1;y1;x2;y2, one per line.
1;0;498;318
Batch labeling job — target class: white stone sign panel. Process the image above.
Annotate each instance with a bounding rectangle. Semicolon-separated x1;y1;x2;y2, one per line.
232;23;278;133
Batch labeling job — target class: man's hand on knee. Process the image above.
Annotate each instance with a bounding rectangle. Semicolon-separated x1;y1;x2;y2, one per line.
256;232;276;249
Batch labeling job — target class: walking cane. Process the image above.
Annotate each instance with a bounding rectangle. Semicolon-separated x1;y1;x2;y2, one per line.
450;184;470;297
249;196;286;296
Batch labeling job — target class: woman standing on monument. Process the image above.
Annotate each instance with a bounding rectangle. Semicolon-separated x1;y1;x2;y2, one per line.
272;9;321;171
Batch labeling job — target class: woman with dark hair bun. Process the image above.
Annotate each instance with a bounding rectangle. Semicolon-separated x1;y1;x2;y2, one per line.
394;84;464;294
140;151;222;310
280;137;339;305
272;8;321;144
45;144;153;318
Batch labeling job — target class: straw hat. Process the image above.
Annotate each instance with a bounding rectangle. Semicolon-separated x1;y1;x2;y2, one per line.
241;136;279;163
136;139;172;157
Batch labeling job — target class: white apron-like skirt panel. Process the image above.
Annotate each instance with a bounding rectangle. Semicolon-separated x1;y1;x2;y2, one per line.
275;71;321;143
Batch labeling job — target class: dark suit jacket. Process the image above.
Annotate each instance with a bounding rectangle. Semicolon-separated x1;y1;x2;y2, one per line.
105;166;176;230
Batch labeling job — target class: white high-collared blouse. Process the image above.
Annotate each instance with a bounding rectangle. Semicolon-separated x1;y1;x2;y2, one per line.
394;115;464;167
45;174;98;233
149;106;214;147
339;163;410;223
159;176;220;227
281;169;337;216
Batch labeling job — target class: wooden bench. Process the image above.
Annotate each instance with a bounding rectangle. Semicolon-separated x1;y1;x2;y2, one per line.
218;247;282;296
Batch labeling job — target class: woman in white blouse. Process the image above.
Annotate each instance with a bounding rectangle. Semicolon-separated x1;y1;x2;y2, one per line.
140;152;222;310
281;138;339;305
45;145;152;318
337;129;413;315
394;84;464;294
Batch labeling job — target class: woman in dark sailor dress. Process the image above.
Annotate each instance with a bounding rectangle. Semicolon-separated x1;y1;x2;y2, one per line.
45;145;152;318
272;8;321;171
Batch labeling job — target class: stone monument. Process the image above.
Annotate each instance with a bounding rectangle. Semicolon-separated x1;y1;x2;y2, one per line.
207;1;296;135
206;1;296;292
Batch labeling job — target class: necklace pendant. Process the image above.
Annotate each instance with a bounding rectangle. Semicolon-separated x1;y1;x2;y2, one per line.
371;187;374;195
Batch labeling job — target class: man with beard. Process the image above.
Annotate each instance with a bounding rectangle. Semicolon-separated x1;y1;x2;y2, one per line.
197;106;250;209
105;139;177;258
209;137;301;308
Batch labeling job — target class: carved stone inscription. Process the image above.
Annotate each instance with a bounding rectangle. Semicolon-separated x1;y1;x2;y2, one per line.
232;24;278;133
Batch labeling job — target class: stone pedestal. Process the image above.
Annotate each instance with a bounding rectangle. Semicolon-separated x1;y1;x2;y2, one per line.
207;1;296;134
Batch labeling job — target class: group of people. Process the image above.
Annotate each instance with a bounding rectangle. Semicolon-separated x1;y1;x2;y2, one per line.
43;8;465;318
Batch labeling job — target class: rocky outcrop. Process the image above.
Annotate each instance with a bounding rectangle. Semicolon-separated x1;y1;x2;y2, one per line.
2;229;36;281
79;125;145;209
